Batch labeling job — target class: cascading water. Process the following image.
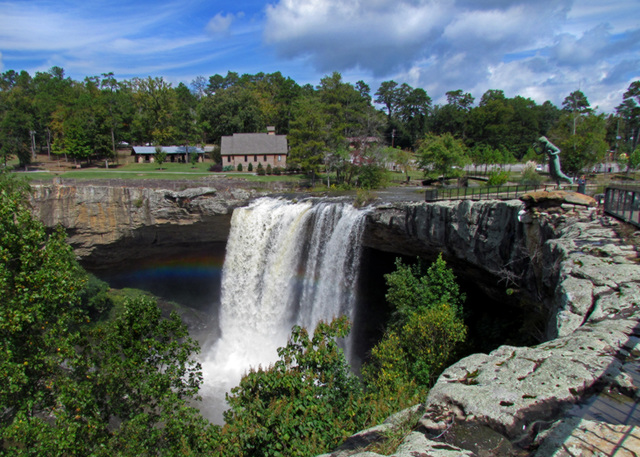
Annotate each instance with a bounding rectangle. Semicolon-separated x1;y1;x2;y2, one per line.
200;197;369;423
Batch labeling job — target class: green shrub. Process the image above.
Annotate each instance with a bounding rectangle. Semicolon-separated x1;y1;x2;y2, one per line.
357;164;387;189
222;165;234;172
354;188;375;207
256;163;265;175
487;169;509;186
237;163;243;172
266;164;272;175
248;162;253;172
363;254;467;392
363;304;466;390
223;317;369;457
384;254;465;323
77;274;113;321
520;161;543;186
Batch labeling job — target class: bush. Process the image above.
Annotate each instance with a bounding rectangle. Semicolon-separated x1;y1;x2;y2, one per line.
354;188;375;207
77;274;113;321
363;254;467;392
223;317;369;457
248;162;253;172
190;152;199;167
222;165;234;172
237;163;243;172
363;304;467;390
520;161;543;186
487;169;509;186
357;164;387;189
209;163;223;172
273;166;283;175
266;164;272;175
385;254;465;323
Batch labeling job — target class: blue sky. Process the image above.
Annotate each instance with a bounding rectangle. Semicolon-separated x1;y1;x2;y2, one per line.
0;0;638;112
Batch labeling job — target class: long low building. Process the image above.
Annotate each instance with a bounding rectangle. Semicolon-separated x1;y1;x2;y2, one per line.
131;146;205;163
221;127;288;170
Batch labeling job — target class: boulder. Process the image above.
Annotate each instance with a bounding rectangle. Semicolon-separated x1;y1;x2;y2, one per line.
520;190;597;209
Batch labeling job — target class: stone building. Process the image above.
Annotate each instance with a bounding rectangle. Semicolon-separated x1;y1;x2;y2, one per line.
220;127;288;170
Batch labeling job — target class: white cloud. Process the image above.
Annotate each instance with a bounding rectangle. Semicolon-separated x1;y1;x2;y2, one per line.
264;0;450;75
206;12;235;36
264;0;639;111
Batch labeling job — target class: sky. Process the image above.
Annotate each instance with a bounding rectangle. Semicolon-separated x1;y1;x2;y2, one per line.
0;0;638;113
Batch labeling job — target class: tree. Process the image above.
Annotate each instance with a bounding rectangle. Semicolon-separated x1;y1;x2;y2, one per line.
0;173;219;455
392;147;414;181
31;68;73;160
198;84;264;142
223;317;368;457
431;90;474;141
562;90;592;137
363;254;467;391
174;82;199;162
626;146;640;174
468;92;543;159
374;80;399;118
384;254;466;324
375;81;431;149
287;96;330;183
129;76;176;145
616;81;640;153
549;112;609;176
154;145;167;169
417;133;469;181
0;71;35;168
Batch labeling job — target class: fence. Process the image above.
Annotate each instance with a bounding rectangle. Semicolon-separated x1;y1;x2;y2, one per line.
604;185;640;228
425;184;562;202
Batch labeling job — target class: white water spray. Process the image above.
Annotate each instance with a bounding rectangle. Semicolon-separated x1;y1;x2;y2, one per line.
200;197;368;423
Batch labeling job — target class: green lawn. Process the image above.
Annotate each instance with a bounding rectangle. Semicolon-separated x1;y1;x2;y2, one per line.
16;159;317;185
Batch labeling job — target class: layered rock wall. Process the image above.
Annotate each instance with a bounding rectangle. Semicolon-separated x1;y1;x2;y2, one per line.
30;183;257;268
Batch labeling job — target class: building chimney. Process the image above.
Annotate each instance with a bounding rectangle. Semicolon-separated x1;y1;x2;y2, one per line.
267;126;276;135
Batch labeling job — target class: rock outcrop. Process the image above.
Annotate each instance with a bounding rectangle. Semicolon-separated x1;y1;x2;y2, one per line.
30;181;259;268
323;193;640;457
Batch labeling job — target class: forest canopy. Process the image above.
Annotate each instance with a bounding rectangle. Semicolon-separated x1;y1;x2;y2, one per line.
1;67;638;177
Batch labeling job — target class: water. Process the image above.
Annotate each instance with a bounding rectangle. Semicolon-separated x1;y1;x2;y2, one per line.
199;197;369;423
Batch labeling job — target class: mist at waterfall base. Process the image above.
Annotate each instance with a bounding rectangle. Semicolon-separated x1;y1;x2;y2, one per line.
198;197;369;424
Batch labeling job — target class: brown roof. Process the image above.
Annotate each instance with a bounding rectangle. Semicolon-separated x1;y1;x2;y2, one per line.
221;133;288;156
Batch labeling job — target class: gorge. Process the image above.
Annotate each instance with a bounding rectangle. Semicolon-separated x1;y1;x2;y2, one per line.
29;180;640;456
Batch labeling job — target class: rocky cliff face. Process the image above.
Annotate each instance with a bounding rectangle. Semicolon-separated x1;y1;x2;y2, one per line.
30;182;258;268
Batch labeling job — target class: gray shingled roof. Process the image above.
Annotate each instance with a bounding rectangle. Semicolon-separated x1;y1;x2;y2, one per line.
220;133;288;156
132;146;204;155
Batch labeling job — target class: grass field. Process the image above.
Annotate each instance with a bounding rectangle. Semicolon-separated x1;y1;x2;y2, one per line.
8;153;638;190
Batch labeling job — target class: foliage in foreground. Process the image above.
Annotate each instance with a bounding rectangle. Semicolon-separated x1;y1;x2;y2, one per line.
363;254;467;391
221;317;369;457
0;173;218;456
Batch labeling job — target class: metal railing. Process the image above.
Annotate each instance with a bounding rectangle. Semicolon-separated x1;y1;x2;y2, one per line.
604;185;640;228
425;184;561;202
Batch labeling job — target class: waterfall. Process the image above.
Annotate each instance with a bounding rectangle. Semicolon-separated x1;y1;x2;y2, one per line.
200;197;368;423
